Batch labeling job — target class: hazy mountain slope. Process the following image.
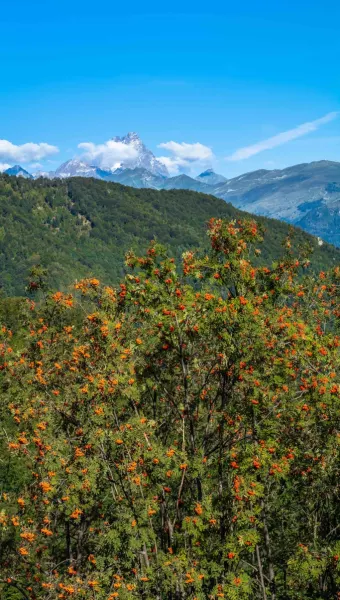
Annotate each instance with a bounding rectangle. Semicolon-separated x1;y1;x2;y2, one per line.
196;168;227;185
214;161;340;246
0;174;338;297
4;165;33;179
161;174;213;192
294;196;340;247
109;167;166;189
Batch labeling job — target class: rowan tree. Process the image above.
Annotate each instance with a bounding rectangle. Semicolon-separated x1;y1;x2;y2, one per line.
0;218;339;600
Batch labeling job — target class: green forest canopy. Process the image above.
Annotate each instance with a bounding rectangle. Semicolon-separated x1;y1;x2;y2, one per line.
0;174;339;296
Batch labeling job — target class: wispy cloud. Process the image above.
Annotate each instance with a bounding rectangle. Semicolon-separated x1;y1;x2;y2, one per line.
226;112;339;162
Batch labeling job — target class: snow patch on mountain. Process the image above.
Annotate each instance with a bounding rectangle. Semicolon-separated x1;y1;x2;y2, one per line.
111;132;169;177
55;159;100;179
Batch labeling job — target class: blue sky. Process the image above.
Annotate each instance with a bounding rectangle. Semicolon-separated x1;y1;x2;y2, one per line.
1;0;340;177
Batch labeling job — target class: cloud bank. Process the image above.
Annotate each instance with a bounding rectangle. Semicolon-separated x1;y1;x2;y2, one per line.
157;141;214;175
0;140;59;164
78;140;139;170
227;112;339;161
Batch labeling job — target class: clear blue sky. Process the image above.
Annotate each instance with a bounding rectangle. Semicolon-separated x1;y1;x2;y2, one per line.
1;0;340;177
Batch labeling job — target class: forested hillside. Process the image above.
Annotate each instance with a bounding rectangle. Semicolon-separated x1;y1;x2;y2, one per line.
0;174;339;296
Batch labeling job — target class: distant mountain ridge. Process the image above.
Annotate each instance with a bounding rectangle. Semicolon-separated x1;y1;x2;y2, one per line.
212;160;340;247
196;168;227;186
109;167;166;189
18;132;169;181
3;134;340;247
53;159;117;181
4;165;33;179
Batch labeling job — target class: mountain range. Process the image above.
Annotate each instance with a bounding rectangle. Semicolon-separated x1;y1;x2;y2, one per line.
4;133;340;247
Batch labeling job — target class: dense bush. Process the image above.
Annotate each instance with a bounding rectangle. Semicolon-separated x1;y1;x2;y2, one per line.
0;218;339;599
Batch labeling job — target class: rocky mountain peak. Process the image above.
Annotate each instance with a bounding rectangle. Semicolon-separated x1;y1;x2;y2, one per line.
111;132;169;177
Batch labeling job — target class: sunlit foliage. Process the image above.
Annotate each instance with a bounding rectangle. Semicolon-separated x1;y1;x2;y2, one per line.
0;218;339;599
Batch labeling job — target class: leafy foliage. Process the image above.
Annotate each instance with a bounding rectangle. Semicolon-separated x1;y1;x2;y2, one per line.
0;218;339;599
0;174;339;296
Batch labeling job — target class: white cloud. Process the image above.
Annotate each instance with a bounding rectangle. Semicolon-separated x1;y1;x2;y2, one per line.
78;140;139;170
157;141;214;175
0;140;59;164
158;141;213;161
0;163;11;172
157;155;191;176
227;112;339;161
